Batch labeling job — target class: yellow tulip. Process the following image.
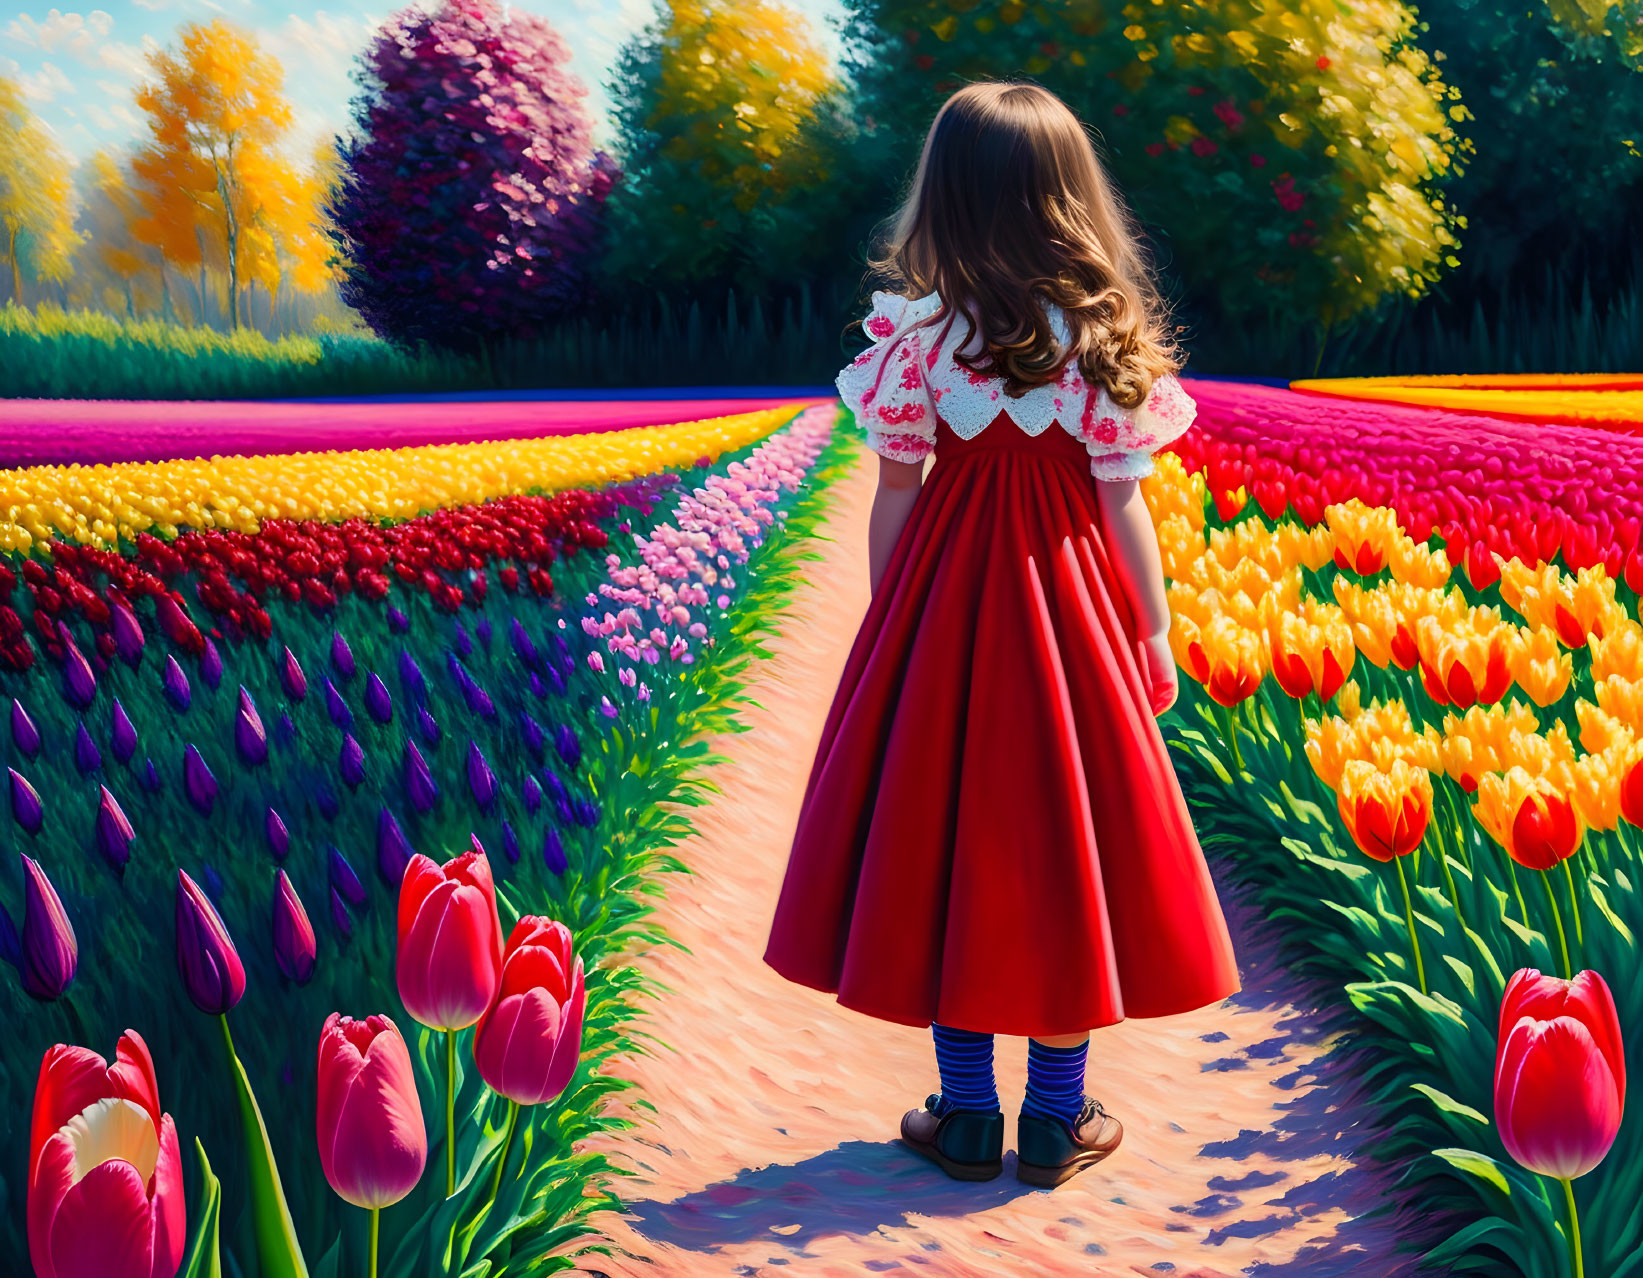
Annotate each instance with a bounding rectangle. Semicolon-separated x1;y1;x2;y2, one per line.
1511;626;1574;707
1338;757;1433;861
1589;618;1643;683
1499;559;1620;648
1387;535;1451;589
1595;675;1643;734
1326;498;1401;575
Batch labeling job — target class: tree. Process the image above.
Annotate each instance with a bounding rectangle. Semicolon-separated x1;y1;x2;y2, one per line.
328;0;617;353
839;0;1467;341
603;0;849;299
75;150;159;319
0;76;81;305
132;20;299;329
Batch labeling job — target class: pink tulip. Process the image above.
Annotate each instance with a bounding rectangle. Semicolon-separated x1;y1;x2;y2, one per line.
28;1030;185;1278
315;1013;427;1209
1495;968;1625;1180
395;850;504;1031
473;917;587;1106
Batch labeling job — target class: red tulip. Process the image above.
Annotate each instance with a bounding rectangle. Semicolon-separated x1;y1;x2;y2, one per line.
1495;968;1625;1180
28;1030;185;1278
315;1013;427;1209
473;917;587;1106
395;850;504;1031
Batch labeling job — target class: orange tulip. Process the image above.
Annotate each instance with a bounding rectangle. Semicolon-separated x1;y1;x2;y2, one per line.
1595;674;1643;732
1500;560;1619;649
1386;582;1465;671
1589;618;1643;683
1331;579;1397;669
1387;536;1451;589
1199;615;1266;706
1511;627;1573;707
1338;759;1432;861
1269;603;1355;700
1415;609;1520;708
1326;499;1399;575
1475;767;1584;870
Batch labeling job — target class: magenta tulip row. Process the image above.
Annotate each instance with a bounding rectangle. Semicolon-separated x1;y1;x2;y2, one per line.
581;402;838;716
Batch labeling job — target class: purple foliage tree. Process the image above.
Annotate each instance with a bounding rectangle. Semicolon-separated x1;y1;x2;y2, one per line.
328;0;619;352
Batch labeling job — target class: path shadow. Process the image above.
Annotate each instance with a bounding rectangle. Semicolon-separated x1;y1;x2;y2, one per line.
613;1138;1040;1255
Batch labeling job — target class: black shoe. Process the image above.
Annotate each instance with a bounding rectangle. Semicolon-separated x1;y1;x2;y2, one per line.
1016;1097;1124;1187
899;1094;1005;1181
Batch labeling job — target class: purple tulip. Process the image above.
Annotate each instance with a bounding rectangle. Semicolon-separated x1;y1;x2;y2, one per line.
276;711;297;749
575;798;600;828
110;599;145;667
161;655;191;712
175;868;245;1015
20;855;77;1000
331;631;356;679
501;820;520;864
324;678;353;730
467;741;497;811
280;646;307;700
183;745;216;815
139;758;160;794
454;625;473;658
10;699;40;757
329;885;353;938
265;807;289;860
61;631;96;710
446;651;470;691
9;768;43;834
315;782;340;821
111;700;138;763
388;606;409;634
542;825;566;876
405;741;439;813
94;787;134;871
398;649;426;701
509;618;540;670
416;706;441;747
376;807;414;886
543;663;566;696
528;671;547;699
542;769;568;805
521;713;545;758
328;845;366;908
364;673;392;724
475;618;492;648
554;724;581;768
523;776;542;814
235;687;268;765
201;637;223;690
271;869;316;984
554;796;575;827
552;633;573;672
340;735;366;789
73;724;101;775
465;681;496;720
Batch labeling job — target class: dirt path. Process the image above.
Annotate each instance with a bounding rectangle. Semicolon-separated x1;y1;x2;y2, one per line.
578;445;1414;1278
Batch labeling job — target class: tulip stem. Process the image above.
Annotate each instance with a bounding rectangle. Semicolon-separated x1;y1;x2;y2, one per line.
1436;846;1466;932
490;1099;520;1202
1214;701;1245;773
1505;854;1530;925
1540;869;1573;979
369;1206;379;1278
445;1028;457;1197
1562;1177;1584;1278
1394;856;1427;996
1563;857;1585;947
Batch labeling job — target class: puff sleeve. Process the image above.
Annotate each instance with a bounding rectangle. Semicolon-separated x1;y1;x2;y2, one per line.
835;291;944;463
1076;372;1198;482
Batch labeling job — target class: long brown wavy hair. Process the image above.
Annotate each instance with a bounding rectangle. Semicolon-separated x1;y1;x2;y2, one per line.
864;80;1184;410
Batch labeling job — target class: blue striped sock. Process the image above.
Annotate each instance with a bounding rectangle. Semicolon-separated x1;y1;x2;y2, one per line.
931;1023;999;1113
1021;1039;1088;1124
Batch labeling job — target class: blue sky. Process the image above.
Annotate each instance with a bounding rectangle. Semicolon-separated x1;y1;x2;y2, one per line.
0;0;849;167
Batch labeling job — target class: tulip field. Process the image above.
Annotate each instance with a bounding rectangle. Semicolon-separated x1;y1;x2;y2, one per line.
1148;372;1643;1277
0;398;850;1275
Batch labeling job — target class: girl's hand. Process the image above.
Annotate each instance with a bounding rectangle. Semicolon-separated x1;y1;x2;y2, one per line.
1136;630;1178;716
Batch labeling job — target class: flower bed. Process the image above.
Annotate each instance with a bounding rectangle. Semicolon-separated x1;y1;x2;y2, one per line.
1288;376;1643;432
0;401;851;1275
1143;379;1643;1274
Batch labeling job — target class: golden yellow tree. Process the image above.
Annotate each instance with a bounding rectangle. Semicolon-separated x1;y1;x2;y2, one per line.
0;76;82;305
132;20;297;328
78;150;155;318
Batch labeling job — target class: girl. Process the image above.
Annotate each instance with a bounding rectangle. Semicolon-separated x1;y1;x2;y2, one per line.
762;81;1240;1187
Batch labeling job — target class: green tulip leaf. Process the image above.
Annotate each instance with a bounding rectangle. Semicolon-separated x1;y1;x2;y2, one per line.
179;1138;222;1278
221;1016;311;1278
1432;1146;1512;1197
1411;1084;1490;1126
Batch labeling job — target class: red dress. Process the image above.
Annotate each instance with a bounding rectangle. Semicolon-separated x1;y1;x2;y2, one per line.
761;291;1241;1038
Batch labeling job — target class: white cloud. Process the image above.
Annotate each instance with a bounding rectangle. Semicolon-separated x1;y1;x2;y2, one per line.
4;10;114;56
258;9;384;160
18;60;73;101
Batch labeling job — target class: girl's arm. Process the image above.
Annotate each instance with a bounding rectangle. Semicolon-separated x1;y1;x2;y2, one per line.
868;456;926;595
1095;477;1170;639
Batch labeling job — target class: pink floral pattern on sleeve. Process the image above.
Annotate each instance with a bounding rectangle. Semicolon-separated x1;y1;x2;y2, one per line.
1079;373;1197;481
835;291;942;464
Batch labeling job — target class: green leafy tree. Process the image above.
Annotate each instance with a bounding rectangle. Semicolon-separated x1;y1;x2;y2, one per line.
839;0;1467;344
0;76;81;306
604;0;852;299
